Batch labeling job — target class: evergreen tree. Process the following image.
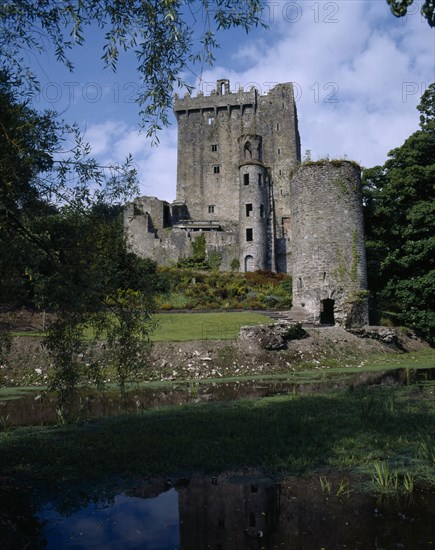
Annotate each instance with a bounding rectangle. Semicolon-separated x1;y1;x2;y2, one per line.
363;84;435;343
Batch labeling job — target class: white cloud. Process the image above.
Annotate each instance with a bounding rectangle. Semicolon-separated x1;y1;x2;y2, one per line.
52;0;433;202
194;0;433;170
83;121;178;202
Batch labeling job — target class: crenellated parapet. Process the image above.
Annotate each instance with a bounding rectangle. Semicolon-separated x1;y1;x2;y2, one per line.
174;80;258;116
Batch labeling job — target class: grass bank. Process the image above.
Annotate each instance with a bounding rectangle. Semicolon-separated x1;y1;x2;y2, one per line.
151;311;273;341
1;382;434;492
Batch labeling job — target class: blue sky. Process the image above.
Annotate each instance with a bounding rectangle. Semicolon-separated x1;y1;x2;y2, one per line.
27;1;434;201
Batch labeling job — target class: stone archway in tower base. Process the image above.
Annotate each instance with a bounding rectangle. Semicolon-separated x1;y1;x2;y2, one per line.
292;288;369;328
320;299;335;325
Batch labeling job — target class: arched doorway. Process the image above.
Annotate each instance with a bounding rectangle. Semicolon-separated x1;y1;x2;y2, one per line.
245;255;254;272
320;299;335;325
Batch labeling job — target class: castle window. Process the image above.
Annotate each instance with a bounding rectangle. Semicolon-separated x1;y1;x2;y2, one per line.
213;166;220;174
260;204;264;217
278;148;281;155
211;144;218;152
208;205;215;214
246;228;253;241
208;116;215;125
244;141;252;159
245;255;254;272
257;141;262;161
250;513;256;527
277;123;280;131
279;170;282;176
297;277;303;289
258;173;262;186
244;173;249;185
246;203;253;217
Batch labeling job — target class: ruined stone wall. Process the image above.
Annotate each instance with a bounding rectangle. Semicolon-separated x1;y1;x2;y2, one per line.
289;161;368;327
124;197;239;267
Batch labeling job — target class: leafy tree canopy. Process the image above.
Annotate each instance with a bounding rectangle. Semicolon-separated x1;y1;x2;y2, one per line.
363;83;435;343
387;0;435;26
0;0;265;138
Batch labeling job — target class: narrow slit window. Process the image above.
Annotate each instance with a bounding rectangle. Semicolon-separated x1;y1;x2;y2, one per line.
260;204;264;217
278;148;281;155
246;228;253;241
243;173;249;185
258;173;262;186
246;203;253;217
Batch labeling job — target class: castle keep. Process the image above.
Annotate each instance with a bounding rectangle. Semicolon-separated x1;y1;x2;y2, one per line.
125;79;368;326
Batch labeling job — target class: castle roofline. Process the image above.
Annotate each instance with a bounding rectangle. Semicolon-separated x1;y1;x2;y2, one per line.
173;79;295;114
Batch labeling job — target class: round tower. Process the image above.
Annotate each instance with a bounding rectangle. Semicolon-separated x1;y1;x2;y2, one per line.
290;161;368;327
238;134;269;272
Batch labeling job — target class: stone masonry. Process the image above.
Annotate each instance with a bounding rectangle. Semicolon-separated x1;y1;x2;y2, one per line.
124;79;368;326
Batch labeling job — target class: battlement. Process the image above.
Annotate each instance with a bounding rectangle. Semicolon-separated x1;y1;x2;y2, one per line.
173;80;295;114
174;80;256;114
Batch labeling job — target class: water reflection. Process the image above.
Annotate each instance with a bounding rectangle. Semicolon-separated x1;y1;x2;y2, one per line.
2;367;430;427
36;473;435;549
41;489;179;550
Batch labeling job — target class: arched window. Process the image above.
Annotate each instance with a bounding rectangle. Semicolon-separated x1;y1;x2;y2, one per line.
245;255;254;272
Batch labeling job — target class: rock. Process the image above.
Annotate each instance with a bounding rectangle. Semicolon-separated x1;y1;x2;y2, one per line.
240;322;308;351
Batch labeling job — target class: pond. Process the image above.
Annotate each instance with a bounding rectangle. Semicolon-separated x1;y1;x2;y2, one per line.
1;367;431;427
4;472;435;549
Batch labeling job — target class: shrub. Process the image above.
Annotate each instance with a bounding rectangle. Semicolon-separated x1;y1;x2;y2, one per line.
230;258;240;272
208;251;223;271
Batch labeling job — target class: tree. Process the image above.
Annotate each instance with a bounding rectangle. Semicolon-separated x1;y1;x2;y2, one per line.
31;206;159;405
0;71;153;414
363;83;435;343
386;0;435;26
0;0;264;139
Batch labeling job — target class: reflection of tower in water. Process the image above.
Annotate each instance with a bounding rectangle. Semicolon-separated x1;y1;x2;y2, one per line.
178;474;280;550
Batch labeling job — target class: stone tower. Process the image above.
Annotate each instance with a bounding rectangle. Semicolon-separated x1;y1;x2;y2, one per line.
173;79;301;273
289;161;368;327
238;134;269;271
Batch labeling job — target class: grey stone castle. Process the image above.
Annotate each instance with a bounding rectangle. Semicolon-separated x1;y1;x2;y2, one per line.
125;79;368;326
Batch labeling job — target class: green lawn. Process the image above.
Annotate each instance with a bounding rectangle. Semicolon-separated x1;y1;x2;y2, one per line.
150;311;273;341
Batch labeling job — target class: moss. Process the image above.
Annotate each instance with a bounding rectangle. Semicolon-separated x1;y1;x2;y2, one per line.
350;231;359;284
334;178;349;196
293;158;362;171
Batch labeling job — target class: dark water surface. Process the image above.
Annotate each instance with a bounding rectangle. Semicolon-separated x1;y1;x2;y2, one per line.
2;367;430;427
35;473;435;549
